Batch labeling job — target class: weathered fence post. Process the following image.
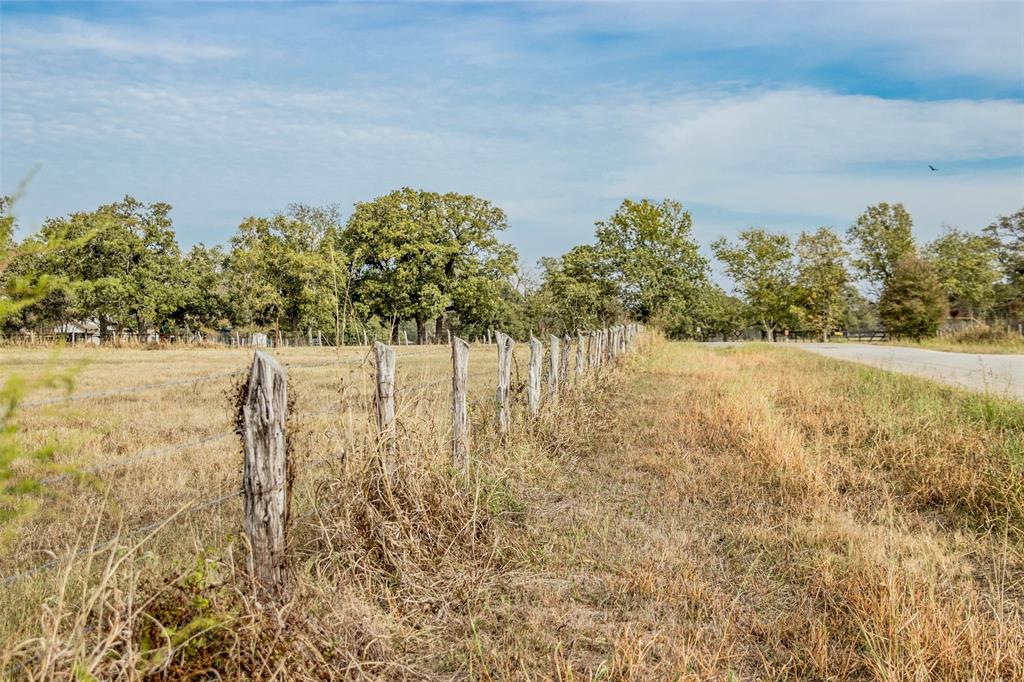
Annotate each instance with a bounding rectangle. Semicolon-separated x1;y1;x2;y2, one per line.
495;331;514;433
241;351;290;599
548;335;560;404
528;336;543;415
373;341;396;460
576;331;586;377
451;336;470;474
560;334;571;383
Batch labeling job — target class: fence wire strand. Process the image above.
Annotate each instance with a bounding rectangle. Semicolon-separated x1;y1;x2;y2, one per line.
19;347;448;409
1;489;243;585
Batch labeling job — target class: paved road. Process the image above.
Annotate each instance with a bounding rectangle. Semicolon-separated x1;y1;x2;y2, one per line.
704;342;1024;399
794;343;1024;400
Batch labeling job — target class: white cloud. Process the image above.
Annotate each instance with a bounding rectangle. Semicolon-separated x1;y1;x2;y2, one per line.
1;3;1022;259
609;88;1024;234
2;17;237;63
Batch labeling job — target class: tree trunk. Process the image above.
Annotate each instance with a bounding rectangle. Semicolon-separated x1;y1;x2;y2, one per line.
416;318;427;345
435;315;444;342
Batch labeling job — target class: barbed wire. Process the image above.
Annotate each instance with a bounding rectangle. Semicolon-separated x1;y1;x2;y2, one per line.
1;488;243;585
40;431;240;485
1;336;610;585
19;347;449;409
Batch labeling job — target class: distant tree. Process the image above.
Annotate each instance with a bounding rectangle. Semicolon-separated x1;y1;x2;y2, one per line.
661;284;748;340
538;244;623;333
341;188;448;343
793;227;850;340
878;253;946;339
32;197;183;336
712;228;795;342
177;244;230;331
924;227;1001;320
594;199;708;322
840;286;879;330
847;202;916;294
341;188;517;343
984;207;1024;321
227;207;336;336
433;192;518;337
1;197;65;332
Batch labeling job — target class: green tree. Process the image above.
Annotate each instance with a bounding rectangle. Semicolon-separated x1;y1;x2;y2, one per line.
878;253;947;339
594;198;708;322
925;227;1001;320
712;228;795;341
793;227;850;340
840;286;879;330
661;284;749;340
226;207;336;337
537;245;623;333
178;244;230;331
433;192;518;337
984;207;1024;321
847;202;916;294
341;188;447;342
32;197;183;337
341;188;517;343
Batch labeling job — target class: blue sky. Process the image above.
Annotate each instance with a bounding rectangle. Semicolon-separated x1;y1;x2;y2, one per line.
2;1;1023;266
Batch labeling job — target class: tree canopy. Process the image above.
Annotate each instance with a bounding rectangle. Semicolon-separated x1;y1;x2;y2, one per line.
594;198;708;323
712;228;795;341
3;190;1021;344
847;202;916;293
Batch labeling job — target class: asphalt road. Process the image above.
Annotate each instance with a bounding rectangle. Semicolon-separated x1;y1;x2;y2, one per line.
793;343;1024;400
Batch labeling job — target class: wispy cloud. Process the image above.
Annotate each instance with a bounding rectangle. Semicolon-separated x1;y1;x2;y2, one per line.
2;17;237;63
1;2;1021;261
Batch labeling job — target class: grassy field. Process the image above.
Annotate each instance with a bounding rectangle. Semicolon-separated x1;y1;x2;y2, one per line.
887;337;1024;355
2;339;1022;679
882;326;1024;355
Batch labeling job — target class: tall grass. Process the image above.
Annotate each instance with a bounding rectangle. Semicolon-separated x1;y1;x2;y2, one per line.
2;338;1021;679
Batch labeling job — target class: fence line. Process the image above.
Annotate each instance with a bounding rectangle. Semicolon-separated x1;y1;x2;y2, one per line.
4;324;646;591
18;348;446;409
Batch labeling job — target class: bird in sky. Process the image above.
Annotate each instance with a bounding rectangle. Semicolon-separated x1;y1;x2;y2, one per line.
929;165;940;171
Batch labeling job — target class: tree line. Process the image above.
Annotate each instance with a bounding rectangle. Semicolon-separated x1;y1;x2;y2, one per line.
708;203;1022;340
1;190;1021;342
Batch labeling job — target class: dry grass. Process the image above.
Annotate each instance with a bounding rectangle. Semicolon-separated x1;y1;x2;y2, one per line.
887;325;1024;355
2;338;1022;679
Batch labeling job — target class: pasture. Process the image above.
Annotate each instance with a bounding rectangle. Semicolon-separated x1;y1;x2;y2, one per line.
2;338;1023;679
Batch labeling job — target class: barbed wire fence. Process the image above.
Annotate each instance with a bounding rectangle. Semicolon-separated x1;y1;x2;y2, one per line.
2;325;644;591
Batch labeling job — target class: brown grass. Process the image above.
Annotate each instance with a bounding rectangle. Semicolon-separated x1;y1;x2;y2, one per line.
886;324;1024;355
2;337;1022;679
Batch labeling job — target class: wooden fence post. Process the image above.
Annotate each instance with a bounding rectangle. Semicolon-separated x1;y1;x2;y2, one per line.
576;331;586;377
241;351;290;598
560;334;571;383
548;335;560;404
528;336;543;415
451;336;470;474
495;331;514;433
373;342;396;459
